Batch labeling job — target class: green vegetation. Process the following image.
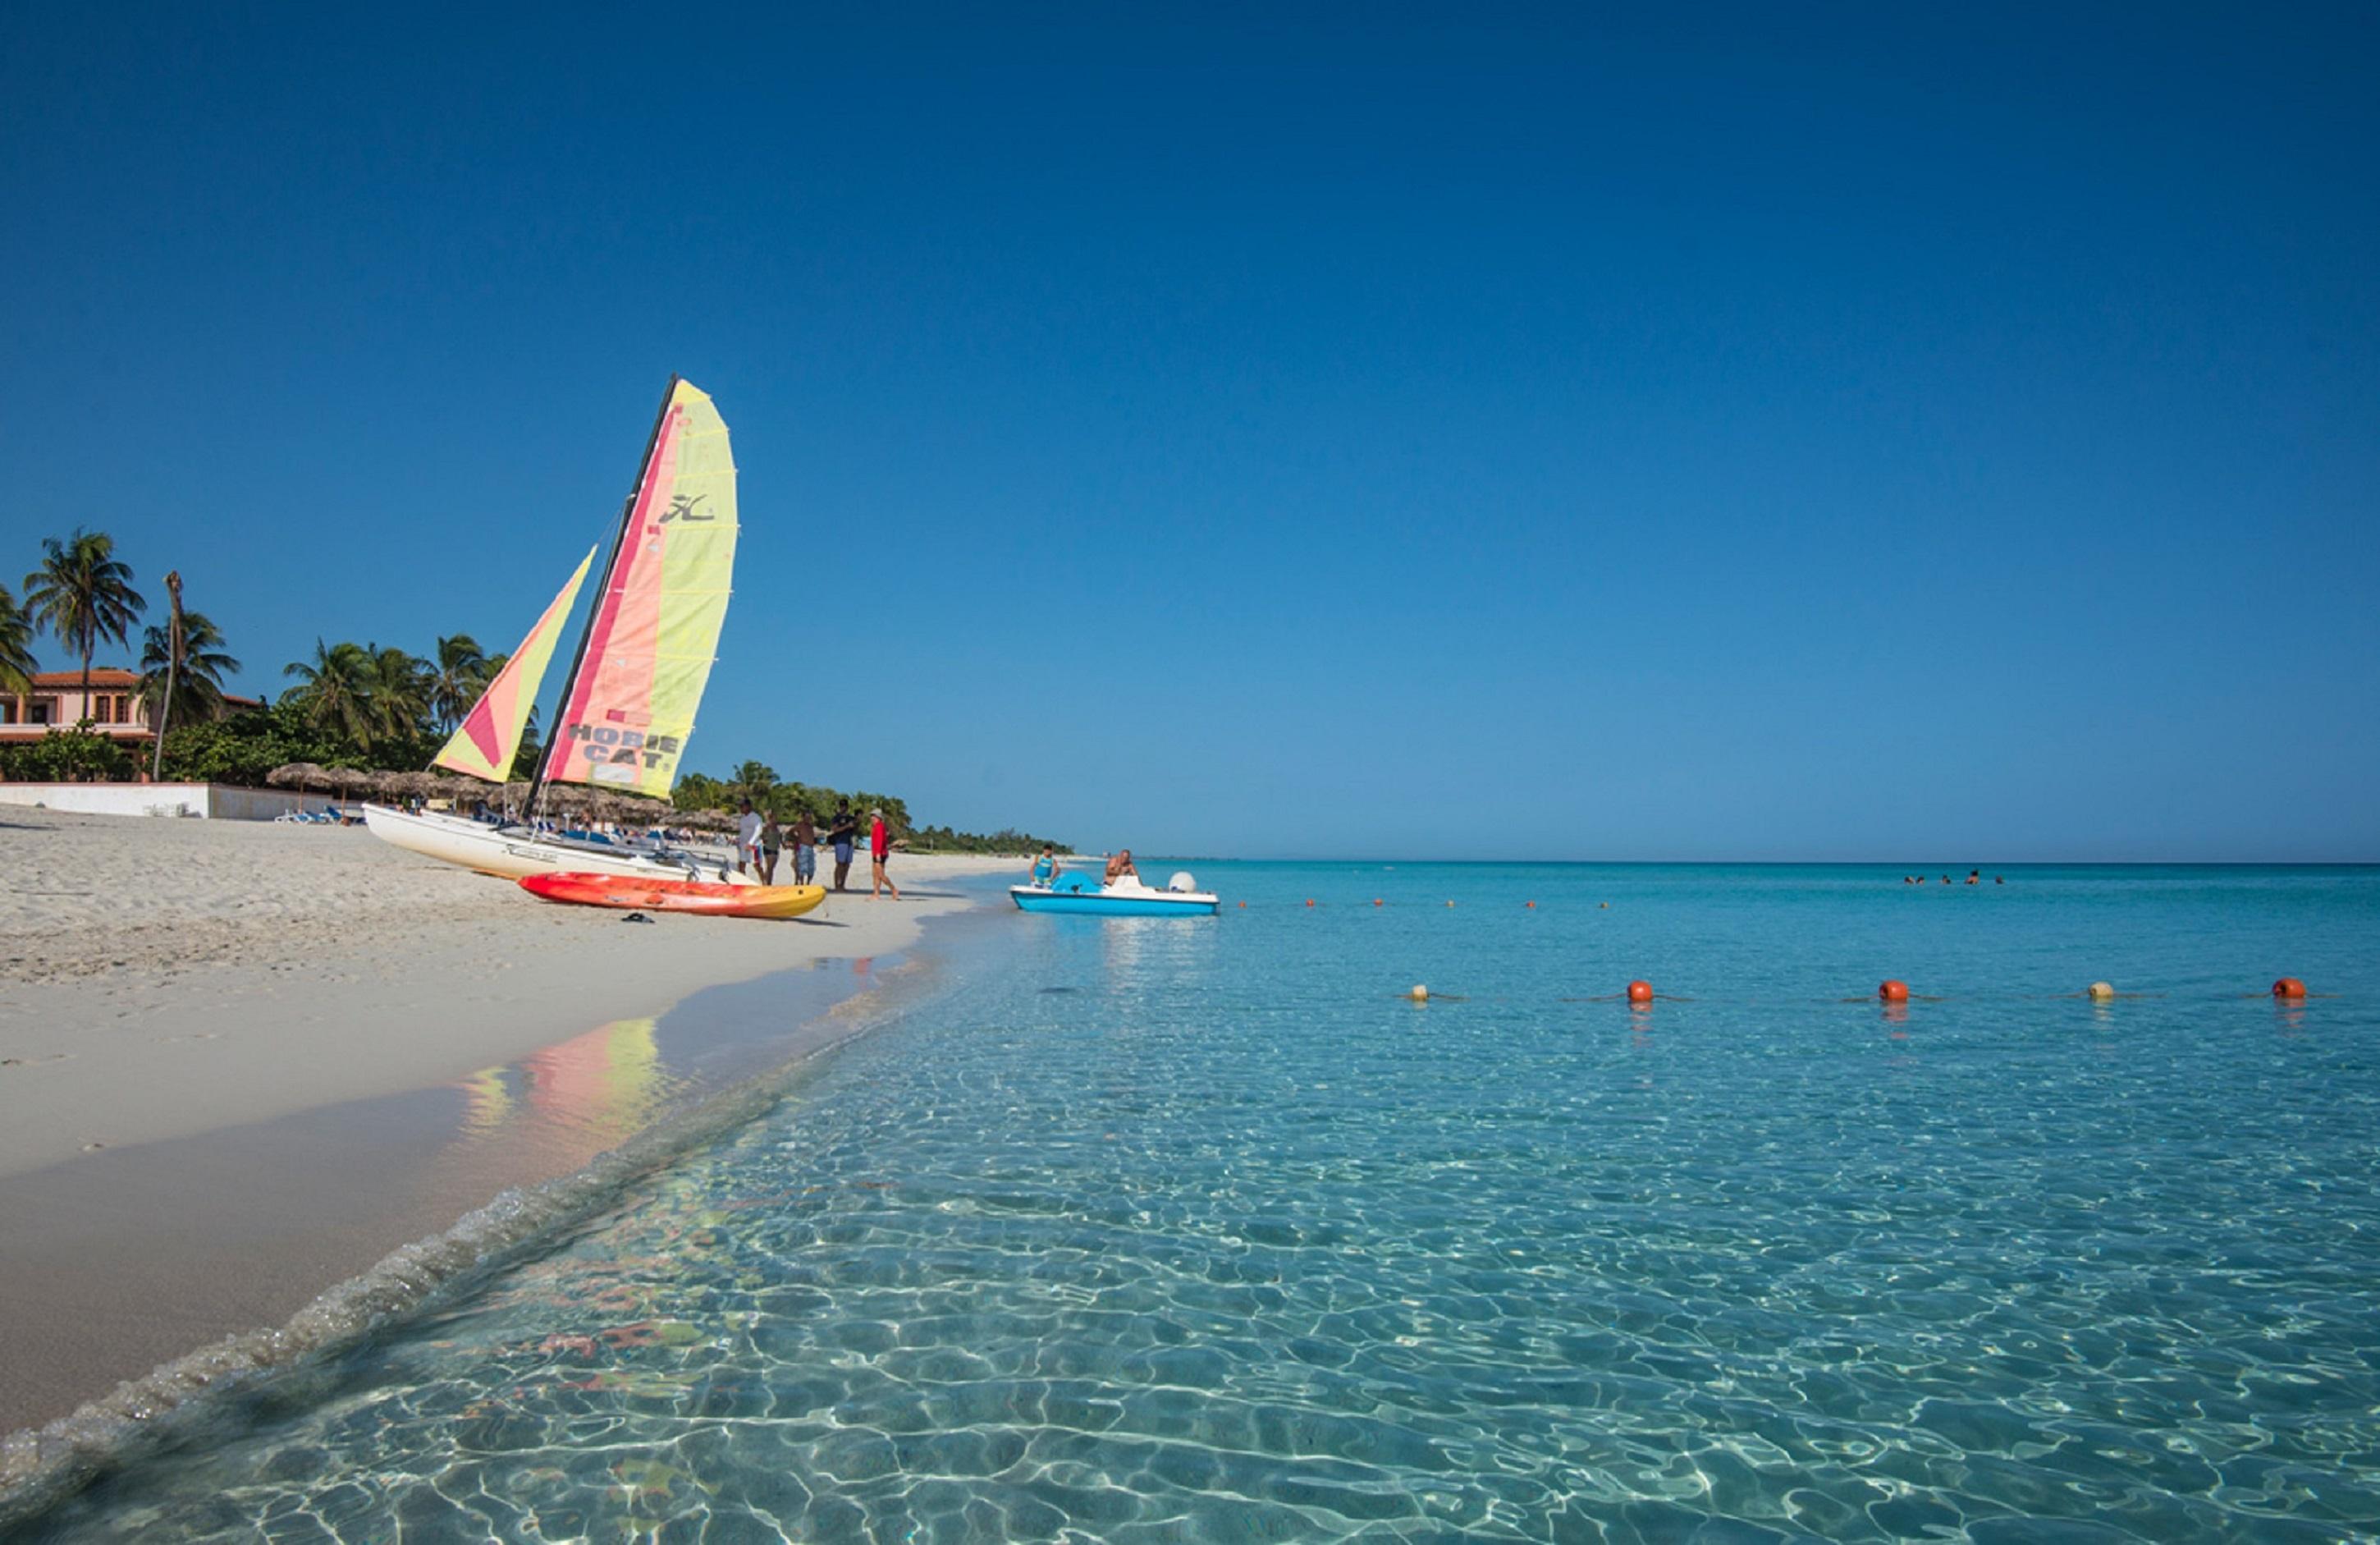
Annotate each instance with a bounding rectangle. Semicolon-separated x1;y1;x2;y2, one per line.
901;824;1070;856
138;609;240;729
0;581;36;695
426;634;490;731
22;529;145;713
1;725;135;782
149;699;373;786
281;637;446;754
674;762;1066;855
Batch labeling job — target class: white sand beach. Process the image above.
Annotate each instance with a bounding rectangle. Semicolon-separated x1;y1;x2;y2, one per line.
0;806;1018;1176
0;806;1024;1437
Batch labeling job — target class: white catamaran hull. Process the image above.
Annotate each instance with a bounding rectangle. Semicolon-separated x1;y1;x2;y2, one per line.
363;805;753;885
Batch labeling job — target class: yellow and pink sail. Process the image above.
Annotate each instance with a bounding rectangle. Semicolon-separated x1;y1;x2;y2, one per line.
433;548;594;782
434;377;739;801
545;378;739;796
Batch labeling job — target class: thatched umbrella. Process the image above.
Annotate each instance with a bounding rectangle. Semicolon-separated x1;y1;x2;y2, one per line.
435;772;505;812
379;769;463;809
266;762;332;791
387;769;481;803
606;792;673;828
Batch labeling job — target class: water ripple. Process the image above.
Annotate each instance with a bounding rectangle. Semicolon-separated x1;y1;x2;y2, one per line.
21;864;2380;1541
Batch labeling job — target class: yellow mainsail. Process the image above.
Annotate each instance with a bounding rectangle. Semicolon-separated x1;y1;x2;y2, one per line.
545;378;738;797
433;548;595;783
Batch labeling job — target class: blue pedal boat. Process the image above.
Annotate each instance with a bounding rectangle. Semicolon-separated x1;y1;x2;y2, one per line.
1011;871;1220;917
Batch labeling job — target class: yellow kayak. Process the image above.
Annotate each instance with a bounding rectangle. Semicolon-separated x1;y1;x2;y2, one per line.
520;873;827;919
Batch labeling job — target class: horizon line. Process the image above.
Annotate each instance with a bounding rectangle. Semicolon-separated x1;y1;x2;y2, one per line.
1131;856;2380;868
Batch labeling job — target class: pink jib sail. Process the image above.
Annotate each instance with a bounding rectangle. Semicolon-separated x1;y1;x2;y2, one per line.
434;548;596;783
546;378;738;797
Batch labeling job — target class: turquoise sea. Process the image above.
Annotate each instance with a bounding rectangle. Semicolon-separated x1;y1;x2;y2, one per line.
21;863;2380;1542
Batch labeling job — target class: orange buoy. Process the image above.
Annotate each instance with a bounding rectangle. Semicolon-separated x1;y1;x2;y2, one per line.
2272;977;2307;999
1374;898;1383;906
1879;979;1910;1002
1526;901;1536;909
1627;980;1653;1003
1236;901;1246;908
1305;899;1315;908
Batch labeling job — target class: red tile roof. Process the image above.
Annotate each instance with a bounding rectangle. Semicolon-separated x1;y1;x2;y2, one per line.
25;668;141;688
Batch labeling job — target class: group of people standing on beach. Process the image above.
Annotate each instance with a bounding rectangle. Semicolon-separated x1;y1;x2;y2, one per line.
738;800;900;899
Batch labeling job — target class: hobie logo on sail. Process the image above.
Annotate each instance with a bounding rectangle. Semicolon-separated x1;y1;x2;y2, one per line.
566;722;683;771
661;493;712;523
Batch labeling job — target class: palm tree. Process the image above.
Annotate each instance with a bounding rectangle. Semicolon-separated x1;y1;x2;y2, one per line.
0;581;36;697
362;644;432;746
428;634;488;731
284;639;376;747
512;696;543;780
731;759;779;805
23;529;145;720
139;607;240;727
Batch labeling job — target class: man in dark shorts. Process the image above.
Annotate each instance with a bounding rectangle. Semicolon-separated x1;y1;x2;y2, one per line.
827;803;858;892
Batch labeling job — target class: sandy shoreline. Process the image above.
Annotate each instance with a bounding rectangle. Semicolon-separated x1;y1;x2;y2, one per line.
0;806;1024;1440
0;807;1019;1176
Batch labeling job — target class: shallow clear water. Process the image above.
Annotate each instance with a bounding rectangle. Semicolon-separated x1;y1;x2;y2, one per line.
29;864;2380;1542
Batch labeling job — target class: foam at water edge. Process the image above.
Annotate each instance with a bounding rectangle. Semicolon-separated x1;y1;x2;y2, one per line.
0;955;945;1530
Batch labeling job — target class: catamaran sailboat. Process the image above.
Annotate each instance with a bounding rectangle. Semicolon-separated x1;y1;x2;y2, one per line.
365;377;748;884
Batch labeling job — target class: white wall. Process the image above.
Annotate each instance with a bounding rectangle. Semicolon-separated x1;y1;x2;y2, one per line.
0;783;336;820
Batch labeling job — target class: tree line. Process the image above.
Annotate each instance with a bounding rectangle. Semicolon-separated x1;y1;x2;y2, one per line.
2;530;1064;852
674;763;1067;854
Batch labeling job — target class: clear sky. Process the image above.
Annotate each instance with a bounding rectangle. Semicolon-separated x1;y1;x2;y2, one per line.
5;5;2374;860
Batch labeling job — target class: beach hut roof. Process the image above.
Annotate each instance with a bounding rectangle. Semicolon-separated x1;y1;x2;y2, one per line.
383;768;485;798
265;762;331;790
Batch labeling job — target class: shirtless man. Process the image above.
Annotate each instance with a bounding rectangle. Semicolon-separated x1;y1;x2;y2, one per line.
1105;849;1137;885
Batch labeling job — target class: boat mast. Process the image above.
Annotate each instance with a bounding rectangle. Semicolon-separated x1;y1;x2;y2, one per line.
524;374;680;823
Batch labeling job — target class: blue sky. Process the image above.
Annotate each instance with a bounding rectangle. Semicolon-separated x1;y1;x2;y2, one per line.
4;5;2374;860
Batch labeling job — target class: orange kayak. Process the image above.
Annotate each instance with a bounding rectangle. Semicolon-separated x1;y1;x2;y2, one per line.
519;872;827;919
